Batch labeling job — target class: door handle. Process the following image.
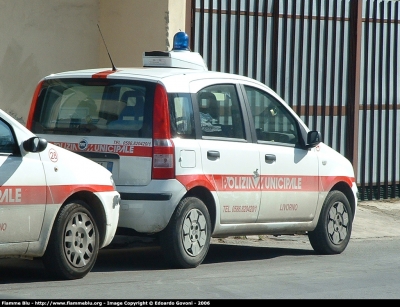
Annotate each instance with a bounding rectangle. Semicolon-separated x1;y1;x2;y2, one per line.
265;154;276;163
207;150;220;160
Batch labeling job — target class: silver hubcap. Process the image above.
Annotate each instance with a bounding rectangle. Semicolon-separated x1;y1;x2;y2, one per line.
64;212;96;268
327;201;349;245
181;208;208;257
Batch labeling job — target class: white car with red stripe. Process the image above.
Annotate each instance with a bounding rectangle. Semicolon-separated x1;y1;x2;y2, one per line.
0;109;120;279
27;32;358;269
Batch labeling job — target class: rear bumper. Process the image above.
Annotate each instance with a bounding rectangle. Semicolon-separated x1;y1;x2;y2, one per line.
117;179;187;233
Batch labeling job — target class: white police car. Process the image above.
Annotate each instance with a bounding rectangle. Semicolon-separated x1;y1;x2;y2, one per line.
27;32;358;269
0;109;120;279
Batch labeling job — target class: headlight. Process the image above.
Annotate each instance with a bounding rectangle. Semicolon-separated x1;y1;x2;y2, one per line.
110;175;116;190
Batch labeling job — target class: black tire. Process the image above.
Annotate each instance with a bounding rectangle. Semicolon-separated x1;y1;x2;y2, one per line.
42;201;100;280
160;197;211;269
308;190;353;255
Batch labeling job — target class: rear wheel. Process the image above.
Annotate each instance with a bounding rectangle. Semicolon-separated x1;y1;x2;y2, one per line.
160;197;211;269
43;201;99;280
308;190;353;254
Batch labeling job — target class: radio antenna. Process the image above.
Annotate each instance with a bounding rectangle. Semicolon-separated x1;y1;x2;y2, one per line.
97;24;117;71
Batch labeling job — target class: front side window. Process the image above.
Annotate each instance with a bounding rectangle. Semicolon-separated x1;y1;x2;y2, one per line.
245;85;299;145
0;119;17;154
31;79;156;138
197;84;245;139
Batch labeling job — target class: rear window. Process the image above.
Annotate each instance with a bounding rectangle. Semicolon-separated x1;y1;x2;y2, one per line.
30;78;156;138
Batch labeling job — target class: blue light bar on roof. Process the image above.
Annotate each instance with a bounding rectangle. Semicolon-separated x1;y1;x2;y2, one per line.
173;32;189;51
142;31;208;70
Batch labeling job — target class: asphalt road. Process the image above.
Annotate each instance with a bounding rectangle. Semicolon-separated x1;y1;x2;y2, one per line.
0;198;399;300
1;236;399;299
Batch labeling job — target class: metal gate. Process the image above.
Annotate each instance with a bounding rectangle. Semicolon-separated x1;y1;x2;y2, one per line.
189;0;400;201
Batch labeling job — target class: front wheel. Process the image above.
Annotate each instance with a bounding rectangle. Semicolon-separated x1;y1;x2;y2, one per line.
42;201;100;280
160;197;211;269
308;190;353;254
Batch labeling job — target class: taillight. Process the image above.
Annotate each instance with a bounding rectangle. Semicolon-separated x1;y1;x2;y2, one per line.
152;84;175;179
26;80;44;129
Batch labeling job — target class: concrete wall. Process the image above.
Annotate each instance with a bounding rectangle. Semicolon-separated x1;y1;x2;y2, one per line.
98;0;187;68
0;0;186;124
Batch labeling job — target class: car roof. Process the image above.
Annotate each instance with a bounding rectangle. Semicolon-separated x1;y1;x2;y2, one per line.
43;67;267;93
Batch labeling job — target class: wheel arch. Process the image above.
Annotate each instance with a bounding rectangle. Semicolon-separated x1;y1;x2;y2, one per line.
330;181;356;220
64;191;107;247
185;186;216;234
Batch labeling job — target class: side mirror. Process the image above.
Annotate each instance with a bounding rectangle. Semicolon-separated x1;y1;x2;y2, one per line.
23;137;48;153
306;131;321;148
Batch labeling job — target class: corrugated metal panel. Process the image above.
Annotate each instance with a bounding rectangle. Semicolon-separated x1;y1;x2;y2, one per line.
358;0;400;200
192;0;352;152
190;0;400;200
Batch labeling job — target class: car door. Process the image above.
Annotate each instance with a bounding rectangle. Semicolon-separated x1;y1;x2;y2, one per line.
190;81;261;224
243;85;320;223
0;118;47;243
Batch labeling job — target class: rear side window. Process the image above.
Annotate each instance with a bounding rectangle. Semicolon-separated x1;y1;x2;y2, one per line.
168;93;195;138
31;78;156;138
